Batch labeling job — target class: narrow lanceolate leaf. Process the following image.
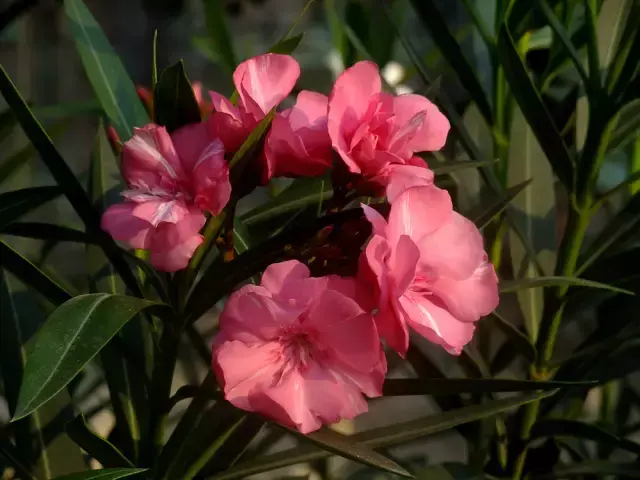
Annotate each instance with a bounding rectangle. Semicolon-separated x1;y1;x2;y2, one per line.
497;24;574;189
229;109;276;172
532;461;640;479
153;61;201;133
240;177;332;225
508;106;557;341
268;33;304;55
381;378;593;396
530;419;640;455
0;186;62;228
1;222;95;244
431;159;497;176
298;428;412;478
50;468;148;480
488;311;537;364
67;415;134;468
500;276;633;294
64;0;149;141
0;240;71;306
609;99;640;154
201;0;237;73
469;179;532;230
408;0;493;125
211;390;554;480
0;65;140;295
12;294;165;421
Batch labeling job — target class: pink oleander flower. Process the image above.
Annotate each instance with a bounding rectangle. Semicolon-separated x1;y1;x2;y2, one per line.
359;165;499;356
327;61;450;186
208;53;301;153
212;260;386;434
101;123;230;272
262;90;332;182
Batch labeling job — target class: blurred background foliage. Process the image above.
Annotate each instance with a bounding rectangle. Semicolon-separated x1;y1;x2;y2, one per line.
1;0;640;479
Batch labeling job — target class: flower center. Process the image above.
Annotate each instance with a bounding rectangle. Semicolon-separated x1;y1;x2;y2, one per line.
279;325;321;371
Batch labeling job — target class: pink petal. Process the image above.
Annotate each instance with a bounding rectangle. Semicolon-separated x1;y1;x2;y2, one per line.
121;124;185;189
220;283;301;343
213;338;284;411
429;259;499;322
192;82;204;104
101;202;153;249
386;164;435;203
288;91;329;131
398;292;475;355
389;234;420;295
170;122;215;172
361;204;388;237
148;210;206;271
375;301;410;356
328;61;381;172
416;211;486;280
233;54;301;121
391;94;450;152
209;91;242;122
387;185;453;248
190;139;231;215
261;260;311;294
131;198;191;227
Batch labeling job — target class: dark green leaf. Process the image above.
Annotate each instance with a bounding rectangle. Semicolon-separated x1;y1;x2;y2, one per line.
64;0;149;141
488;311;537;364
531;419;640;455
0;240;71;306
609;99;640;153
153;61;201;133
296;428;412;478
382;378;592;396
431;159;497;176
500;276;632;294
233;217;254;255
0;440;36;480
201;0;236;73
51;468;148;480
268;33;304;55
0;64;140;295
0;186;62;228
469;179;531;229
211;390;555;480
0;120;68;184
497;24;574;189
13;293;165;421
1;222;96;244
229;109;276;172
240;177;332;225
67;415;134;468
532;461;640;479
409;0;493;124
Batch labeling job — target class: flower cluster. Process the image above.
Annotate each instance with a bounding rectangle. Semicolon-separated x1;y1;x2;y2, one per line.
101;53;499;433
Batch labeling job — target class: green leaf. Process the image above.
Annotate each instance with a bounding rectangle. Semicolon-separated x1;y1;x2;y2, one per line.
67;415;134;467
507;106;557;341
408;0;493;125
430;159;497;176
0;240;71;306
153;61;201;133
296;428;412;478
382;378;592;396
229;109;276;173
0;186;62;228
211;390;555;480
0;64;140;295
577;193;640;274
64;0;149;141
609;99;640;154
1;222;96;244
233;217;254;255
497;23;574;189
240;177;332;225
488;311;537;365
12;293;165;421
201;0;236;73
469;179;532;230
500;276;633;294
0;120;68;185
530;419;640;455
532;461;640;479
51;468;148;480
268;33;304;55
